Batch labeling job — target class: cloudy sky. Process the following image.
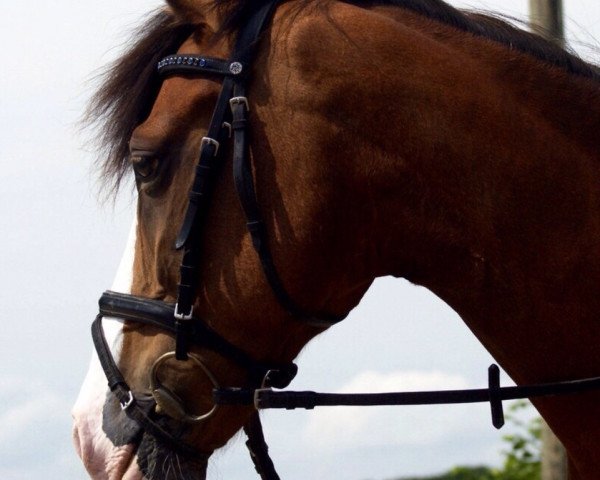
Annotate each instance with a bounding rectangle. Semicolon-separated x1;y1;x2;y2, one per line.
1;1;599;479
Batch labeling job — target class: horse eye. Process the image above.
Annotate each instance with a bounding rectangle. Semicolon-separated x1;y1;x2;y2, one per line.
130;153;160;182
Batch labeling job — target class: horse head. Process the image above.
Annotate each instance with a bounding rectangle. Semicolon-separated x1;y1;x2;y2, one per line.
73;1;368;478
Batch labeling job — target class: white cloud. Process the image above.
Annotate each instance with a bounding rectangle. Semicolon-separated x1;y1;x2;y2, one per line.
337;370;469;393
302;370;491;451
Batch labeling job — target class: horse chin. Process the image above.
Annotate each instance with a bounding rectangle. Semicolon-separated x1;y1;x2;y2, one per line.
101;395;209;480
136;434;208;480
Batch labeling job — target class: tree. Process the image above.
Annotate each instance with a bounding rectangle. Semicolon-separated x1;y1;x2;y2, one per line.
495;401;541;480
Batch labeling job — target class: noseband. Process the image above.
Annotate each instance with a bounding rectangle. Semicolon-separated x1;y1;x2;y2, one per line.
92;1;600;478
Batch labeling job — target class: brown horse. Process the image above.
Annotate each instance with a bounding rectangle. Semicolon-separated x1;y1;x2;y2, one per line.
72;0;600;478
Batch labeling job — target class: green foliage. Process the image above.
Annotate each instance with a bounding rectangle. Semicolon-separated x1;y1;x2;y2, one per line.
495;401;541;480
393;401;541;480
396;466;497;480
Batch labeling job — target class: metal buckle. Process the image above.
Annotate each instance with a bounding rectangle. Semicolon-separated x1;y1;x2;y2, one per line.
201;136;220;156
253;388;271;410
174;303;193;321
222;122;232;138
120;391;134;411
229;96;250;112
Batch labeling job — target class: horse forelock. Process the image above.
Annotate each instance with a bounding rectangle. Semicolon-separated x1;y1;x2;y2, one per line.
85;10;195;194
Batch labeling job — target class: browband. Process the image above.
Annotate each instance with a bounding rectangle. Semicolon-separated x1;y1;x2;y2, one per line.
158;55;245;77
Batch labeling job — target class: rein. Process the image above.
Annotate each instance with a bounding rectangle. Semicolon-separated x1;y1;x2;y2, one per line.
91;1;600;479
215;365;600;430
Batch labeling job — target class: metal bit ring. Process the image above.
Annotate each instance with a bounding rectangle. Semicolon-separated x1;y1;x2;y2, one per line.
150;351;220;423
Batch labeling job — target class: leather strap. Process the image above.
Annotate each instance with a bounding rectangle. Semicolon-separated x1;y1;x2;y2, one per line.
99;291;298;389
244;413;280;480
159;0;311;361
214;365;600;430
157;0;345;342
158;55;243;77
230;82;346;327
93;289;298;463
92;314;206;457
173;76;235;251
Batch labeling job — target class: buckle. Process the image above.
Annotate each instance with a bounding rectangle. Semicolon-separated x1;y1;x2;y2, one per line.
120;391;134;411
253;388;271;410
174;304;193;321
201;136;220;156
229;96;250;112
261;364;298;389
222;122;232;138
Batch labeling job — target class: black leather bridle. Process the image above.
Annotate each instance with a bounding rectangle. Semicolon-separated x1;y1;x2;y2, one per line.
93;1;341;477
91;1;600;478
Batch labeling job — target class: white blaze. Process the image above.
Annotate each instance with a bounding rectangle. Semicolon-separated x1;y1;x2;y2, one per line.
72;216;143;479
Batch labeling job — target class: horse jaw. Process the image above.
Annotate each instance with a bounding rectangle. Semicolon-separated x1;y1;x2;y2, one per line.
71;217;143;479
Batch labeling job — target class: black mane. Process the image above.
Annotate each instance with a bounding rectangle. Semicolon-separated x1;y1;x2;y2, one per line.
220;0;599;81
87;1;599;190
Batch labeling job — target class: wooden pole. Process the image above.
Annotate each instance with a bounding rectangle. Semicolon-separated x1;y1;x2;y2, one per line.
528;4;568;479
529;0;568;480
529;0;565;45
540;420;568;480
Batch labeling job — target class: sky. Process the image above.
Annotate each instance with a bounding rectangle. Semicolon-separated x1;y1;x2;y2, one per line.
1;1;599;479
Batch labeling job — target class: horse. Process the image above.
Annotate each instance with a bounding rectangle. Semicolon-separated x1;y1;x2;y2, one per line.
71;0;600;479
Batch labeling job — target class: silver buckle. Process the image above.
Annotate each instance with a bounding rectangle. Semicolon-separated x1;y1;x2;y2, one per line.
120;391;134;411
253;388;271;410
222;122;232;138
229;96;250;112
174;304;193;321
201;136;220;156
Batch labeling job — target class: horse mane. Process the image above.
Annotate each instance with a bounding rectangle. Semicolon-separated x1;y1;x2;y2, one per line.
87;1;600;191
214;0;600;81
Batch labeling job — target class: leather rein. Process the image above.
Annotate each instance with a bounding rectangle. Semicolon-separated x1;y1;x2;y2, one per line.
91;1;600;478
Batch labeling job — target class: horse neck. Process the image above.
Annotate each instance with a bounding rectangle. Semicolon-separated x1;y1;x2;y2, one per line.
254;5;600;469
353;19;600;383
263;6;600;363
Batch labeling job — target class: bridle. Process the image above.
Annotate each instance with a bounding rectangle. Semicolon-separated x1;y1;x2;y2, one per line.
92;1;600;478
93;0;339;475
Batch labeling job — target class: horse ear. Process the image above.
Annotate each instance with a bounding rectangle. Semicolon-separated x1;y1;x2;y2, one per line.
167;0;214;25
